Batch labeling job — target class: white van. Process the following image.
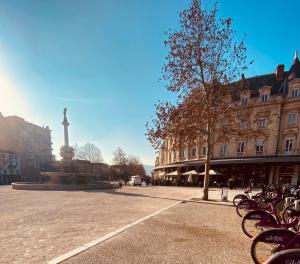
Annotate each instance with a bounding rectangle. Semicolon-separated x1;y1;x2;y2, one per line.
128;176;142;186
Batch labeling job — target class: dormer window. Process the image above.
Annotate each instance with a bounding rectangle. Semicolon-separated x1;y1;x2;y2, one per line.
291;88;299;98
261;94;268;103
241;96;249;106
259;86;271;104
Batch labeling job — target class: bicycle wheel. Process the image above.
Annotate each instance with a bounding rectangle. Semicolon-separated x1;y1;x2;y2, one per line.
266;249;300;264
251;228;295;264
258;194;270;209
233;194;248;207
282;204;295;224
236;199;258;217
242;211;277;238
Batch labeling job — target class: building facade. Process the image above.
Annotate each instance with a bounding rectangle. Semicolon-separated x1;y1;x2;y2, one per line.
0;150;21;184
154;52;300;187
0;114;52;182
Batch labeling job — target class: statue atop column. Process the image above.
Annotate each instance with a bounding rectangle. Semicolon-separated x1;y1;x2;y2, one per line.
60;107;74;160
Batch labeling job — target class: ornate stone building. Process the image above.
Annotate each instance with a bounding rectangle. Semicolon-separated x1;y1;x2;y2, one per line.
154;52;300;187
0;114;52;182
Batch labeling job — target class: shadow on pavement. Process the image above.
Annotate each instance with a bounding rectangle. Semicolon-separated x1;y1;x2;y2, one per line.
84;188;234;207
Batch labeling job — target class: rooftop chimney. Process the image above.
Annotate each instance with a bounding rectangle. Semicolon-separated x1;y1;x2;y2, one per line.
241;74;248;88
276;64;284;81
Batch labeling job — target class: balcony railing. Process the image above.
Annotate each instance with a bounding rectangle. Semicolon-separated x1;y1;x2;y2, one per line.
237;152;245;157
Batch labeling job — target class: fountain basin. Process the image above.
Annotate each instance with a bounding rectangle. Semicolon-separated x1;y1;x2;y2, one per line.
41;172;98;185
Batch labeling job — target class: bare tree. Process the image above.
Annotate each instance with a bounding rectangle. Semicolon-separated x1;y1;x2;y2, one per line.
111;148;146;180
75;143;104;163
112;147;128;166
128;155;146;177
147;0;259;200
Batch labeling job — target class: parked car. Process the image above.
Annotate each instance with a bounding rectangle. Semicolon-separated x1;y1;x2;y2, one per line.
128;176;142;186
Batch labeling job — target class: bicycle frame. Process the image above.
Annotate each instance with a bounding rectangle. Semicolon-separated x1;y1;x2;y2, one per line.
275;232;300;252
254;213;299;229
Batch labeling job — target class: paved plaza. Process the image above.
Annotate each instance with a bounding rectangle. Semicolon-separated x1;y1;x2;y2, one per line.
0;185;252;264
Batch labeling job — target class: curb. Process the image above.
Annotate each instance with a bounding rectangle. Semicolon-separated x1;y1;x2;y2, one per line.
187;198;234;207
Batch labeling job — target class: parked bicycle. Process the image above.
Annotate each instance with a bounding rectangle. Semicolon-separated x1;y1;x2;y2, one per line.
232;187;261;207
250;207;300;264
241;196;300;238
236;187;283;218
242;204;300;238
264;249;300;264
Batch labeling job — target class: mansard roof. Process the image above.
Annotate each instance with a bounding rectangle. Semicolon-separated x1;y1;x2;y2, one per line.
239;52;300;98
242;73;285;97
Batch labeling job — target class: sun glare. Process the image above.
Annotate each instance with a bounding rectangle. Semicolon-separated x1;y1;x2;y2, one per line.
0;70;31;118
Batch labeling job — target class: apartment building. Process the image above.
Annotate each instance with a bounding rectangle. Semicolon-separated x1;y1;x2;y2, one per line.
0;114;52;182
154;52;300;187
0;150;20;184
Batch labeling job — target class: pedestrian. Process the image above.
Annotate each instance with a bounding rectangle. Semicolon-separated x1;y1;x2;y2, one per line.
187;175;193;186
227;177;234;189
249;178;254;191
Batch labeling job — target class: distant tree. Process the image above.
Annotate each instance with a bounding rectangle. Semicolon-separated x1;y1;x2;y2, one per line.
75;143;104;163
127;155;146;177
111;148;146;180
146;0;258;200
112;147;128;166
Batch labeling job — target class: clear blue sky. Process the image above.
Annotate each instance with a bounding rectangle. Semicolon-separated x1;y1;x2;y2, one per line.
0;0;299;165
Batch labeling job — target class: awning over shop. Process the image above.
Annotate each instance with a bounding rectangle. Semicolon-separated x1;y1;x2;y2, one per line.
166;171;181;176
158;172;166;179
199;169;223;176
182;170;199;175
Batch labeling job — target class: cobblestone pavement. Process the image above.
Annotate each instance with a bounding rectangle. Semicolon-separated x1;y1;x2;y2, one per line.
63;201;252;264
0;185;251;264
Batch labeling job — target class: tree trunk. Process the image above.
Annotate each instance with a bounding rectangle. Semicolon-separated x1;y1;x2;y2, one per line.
202;130;211;200
202;151;211;200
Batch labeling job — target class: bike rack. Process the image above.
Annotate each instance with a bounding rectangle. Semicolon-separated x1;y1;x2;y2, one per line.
221;187;229;201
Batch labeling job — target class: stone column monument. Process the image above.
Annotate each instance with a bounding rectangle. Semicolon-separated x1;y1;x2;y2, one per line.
59;108;75;161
